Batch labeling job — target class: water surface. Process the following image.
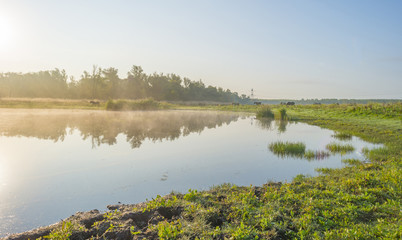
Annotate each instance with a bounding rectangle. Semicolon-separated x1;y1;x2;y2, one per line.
0;109;380;236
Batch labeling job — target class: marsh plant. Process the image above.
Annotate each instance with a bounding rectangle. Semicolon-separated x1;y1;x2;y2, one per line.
279;108;287;120
326;142;355;154
269;141;306;157
304;150;330;160
332;132;353;141
256;106;274;118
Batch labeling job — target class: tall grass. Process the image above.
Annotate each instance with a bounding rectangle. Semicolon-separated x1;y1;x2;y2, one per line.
304;150;330;160
325;142;355;154
279;108;287;120
105;98;171;111
256;106;274;118
269;141;306;157
332;132;352;141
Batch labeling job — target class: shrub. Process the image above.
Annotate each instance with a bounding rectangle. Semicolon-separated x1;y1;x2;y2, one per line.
279;108;287;120
106;98;170;111
256;106;274;118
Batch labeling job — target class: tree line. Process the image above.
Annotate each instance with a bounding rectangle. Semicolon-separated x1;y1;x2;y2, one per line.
0;65;244;102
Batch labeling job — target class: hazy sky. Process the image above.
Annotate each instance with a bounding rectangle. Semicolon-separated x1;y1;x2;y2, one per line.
0;0;401;99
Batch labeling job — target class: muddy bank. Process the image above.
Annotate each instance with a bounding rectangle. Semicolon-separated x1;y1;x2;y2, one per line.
3;201;185;240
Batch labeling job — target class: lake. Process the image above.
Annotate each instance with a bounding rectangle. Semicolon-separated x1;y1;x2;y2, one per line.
0;109;381;236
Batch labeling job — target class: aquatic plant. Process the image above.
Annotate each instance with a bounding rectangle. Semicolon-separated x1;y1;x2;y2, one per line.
326;142;355;154
332;132;352;141
304;150;330;160
269;141;306;157
256;106;274;118
279;108;287;120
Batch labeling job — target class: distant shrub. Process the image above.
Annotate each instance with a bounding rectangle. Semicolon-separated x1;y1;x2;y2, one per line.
106;98;170;111
256;106;274;118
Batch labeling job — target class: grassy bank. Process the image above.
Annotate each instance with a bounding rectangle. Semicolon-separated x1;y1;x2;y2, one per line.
0;98;105;109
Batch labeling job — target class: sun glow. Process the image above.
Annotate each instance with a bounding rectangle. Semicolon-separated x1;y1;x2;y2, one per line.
0;16;14;52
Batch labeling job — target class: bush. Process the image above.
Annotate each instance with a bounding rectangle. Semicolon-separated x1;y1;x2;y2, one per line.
279;108;287;120
106;98;170;111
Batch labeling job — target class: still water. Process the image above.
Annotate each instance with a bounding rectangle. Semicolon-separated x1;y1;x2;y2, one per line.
0;109;380;236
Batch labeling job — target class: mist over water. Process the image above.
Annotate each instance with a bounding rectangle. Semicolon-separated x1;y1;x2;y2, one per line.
0;110;380;236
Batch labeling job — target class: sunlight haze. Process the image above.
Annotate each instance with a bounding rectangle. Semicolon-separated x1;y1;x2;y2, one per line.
0;0;401;99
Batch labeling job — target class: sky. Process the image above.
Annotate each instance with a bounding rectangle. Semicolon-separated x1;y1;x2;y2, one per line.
0;0;401;99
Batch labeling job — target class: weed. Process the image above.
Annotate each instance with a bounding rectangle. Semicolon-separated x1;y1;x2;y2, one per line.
42;221;76;240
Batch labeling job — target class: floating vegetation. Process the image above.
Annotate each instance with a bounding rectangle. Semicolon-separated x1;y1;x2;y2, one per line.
256;106;274;118
332;132;353;141
268;141;306;157
304;150;330;160
326;142;355;154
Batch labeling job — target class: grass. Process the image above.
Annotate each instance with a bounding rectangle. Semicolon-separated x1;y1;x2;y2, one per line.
279;108;287;120
332;131;353;141
256;105;275;118
268;141;306;157
326;142;355;154
0;98;105;109
304;150;330;160
105;98;171;111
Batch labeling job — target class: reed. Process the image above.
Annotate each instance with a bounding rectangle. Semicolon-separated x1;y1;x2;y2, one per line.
269;141;306;157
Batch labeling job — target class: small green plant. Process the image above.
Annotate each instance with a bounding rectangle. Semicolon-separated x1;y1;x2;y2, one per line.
43;221;75;240
268;141;306;157
325;142;355;154
256;106;274;118
184;189;199;202
332;132;352;141
144;195;178;211
155;220;183;239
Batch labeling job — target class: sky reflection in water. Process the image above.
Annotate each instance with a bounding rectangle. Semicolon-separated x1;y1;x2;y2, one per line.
0;109;381;236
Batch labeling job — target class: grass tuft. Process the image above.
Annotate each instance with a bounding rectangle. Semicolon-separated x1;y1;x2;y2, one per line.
325;142;355;154
268;141;306;157
304;150;330;160
332;132;353;141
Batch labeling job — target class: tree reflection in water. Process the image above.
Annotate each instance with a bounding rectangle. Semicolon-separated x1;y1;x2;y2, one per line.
0;110;240;148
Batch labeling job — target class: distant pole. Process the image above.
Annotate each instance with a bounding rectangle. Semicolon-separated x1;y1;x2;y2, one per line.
251;88;254;99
